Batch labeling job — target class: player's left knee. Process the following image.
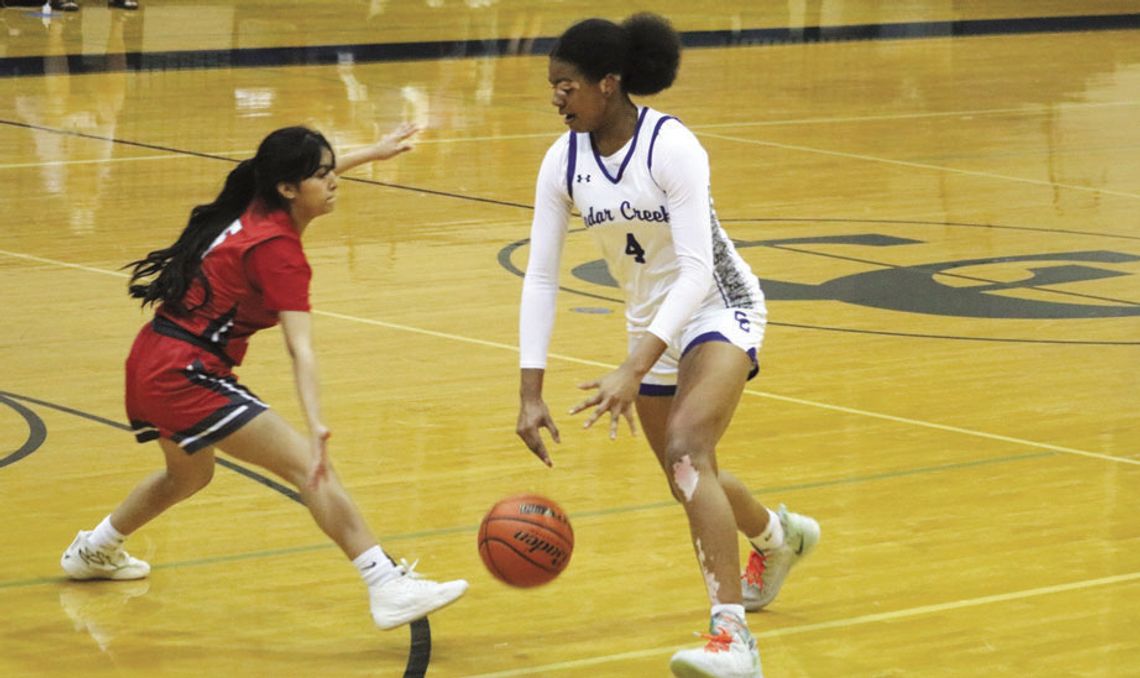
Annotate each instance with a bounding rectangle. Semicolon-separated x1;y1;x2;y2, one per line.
662;436;714;470
664;447;717;503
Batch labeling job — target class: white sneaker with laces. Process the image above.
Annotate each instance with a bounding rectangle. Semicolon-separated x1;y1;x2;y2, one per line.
742;505;820;611
368;559;468;630
670;611;763;678
60;530;150;581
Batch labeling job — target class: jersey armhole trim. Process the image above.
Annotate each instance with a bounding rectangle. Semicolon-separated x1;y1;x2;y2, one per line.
647;115;679;190
565;131;578;199
652;116;674;175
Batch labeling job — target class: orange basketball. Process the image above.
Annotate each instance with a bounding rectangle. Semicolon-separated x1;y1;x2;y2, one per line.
478;494;574;588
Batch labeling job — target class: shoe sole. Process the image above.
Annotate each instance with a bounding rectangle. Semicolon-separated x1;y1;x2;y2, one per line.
670;662;716;678
670;659;761;678
373;582;469;630
62;568;149;581
61;555;150;581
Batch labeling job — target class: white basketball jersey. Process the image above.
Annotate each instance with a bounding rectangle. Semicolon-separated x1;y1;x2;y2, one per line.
564;107;763;331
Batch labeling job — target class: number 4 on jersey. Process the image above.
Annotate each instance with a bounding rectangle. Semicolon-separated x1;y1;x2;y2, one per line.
625;233;647;263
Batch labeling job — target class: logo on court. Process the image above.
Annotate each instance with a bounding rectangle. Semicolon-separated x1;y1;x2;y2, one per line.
747;235;1140;320
569;233;1140;320
501;219;1140;343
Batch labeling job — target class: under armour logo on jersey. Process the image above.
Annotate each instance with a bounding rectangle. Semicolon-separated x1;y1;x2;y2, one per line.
576;174;591;183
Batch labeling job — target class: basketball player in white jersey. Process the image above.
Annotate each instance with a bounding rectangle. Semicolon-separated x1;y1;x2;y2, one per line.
516;14;821;678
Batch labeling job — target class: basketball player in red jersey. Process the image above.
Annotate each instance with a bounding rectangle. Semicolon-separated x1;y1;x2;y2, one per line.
61;123;467;631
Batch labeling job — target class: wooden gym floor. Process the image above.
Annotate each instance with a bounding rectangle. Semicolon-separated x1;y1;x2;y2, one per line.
1;1;1138;676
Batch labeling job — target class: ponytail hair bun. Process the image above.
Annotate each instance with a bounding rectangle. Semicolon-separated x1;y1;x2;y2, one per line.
621;13;681;96
551;13;681;96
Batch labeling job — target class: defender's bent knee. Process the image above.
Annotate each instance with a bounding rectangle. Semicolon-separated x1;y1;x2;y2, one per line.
166;464;214;499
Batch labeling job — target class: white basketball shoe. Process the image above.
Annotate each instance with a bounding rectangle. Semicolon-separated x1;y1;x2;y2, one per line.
742;505;820;611
670;610;763;678
369;559;468;630
61;530;150;581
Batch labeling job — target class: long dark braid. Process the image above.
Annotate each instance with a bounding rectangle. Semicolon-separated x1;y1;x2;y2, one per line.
126;126;334;311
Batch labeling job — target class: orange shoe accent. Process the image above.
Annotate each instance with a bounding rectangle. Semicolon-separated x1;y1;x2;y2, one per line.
698;628;734;653
742;549;767;588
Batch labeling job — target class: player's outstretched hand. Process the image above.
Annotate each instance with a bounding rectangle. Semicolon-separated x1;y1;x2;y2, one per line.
373;121;422;160
334;122;423;174
570;366;639;441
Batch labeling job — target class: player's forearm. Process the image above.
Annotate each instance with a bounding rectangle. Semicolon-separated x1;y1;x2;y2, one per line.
289;346;324;432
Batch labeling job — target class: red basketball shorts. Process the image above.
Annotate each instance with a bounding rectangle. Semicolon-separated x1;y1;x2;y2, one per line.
124;323;268;453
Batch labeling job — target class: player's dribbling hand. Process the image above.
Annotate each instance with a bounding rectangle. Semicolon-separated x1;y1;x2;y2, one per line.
517;398;560;468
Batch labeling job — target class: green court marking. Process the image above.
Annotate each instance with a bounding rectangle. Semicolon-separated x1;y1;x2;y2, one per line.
570;449;1056;520
2;450;1053;591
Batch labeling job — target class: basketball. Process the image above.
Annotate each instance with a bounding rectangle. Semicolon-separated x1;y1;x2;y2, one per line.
478;494;574;588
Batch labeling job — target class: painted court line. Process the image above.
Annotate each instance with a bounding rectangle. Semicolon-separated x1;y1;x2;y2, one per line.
0;249;129;278
314;309;1138;466
691;99;1140;129
700;131;1140;200
0;449;1053;592
461;571;1140;678
0;153;188;171
4;99;1136;171
1;250;1134;467
746;390;1139;466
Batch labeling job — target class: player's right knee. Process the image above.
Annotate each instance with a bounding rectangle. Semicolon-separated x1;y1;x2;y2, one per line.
167;464;213;497
190;463;215;491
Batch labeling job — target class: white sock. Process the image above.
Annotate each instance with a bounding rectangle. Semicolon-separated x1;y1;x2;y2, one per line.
748;508;785;552
353;545;399;587
88;515;126;551
711;603;747;623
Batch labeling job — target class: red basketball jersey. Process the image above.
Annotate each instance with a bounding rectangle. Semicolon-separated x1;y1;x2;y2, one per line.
154;203;311;366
